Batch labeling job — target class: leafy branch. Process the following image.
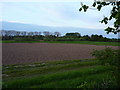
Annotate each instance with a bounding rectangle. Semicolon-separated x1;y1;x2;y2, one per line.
79;1;120;34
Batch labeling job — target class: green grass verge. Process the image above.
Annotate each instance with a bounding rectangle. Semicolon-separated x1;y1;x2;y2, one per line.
2;59;98;80
2;40;120;46
30;72;117;88
2;59;119;88
3;61;98;81
3;65;114;88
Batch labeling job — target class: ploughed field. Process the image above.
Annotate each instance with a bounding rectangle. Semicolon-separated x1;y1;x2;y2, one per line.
2;43;118;65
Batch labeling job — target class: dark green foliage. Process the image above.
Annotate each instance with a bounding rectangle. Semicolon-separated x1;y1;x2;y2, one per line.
65;32;81;38
81;35;91;41
100;17;108;24
91;34;103;41
93;47;120;69
92;47;120;66
92;2;96;7
92;47;120;87
105;27;116;34
14;37;35;41
43;35;56;41
97;4;102;11
33;35;44;40
79;4;89;12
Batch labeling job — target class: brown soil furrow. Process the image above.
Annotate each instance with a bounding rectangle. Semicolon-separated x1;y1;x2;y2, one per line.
2;43;118;65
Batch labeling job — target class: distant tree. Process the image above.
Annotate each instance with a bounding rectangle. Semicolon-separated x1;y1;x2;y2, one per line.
91;34;98;41
4;30;11;36
34;32;39;36
20;31;24;36
16;31;21;36
1;30;15;40
22;31;27;36
65;32;81;38
38;32;41;35
4;30;8;36
99;35;103;38
79;0;120;34
28;32;34;36
27;32;30;36
1;30;6;36
11;30;17;36
54;32;61;37
43;31;50;36
82;35;91;40
91;34;104;41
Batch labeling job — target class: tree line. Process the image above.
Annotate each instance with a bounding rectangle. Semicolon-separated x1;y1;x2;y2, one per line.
0;30;119;42
0;30;61;37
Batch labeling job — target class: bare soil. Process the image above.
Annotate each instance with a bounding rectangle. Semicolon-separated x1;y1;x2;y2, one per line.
2;43;118;65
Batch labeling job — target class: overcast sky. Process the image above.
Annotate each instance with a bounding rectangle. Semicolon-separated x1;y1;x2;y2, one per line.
0;0;118;38
1;0;113;28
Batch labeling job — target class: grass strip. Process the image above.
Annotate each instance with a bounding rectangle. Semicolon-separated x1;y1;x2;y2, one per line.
3;60;98;80
2;40;119;46
3;65;112;88
30;72;117;88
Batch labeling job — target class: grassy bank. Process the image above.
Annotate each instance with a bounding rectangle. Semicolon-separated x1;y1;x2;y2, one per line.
2;59;118;88
1;40;120;46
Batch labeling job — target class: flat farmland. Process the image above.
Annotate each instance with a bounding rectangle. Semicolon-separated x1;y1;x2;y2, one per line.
2;43;118;65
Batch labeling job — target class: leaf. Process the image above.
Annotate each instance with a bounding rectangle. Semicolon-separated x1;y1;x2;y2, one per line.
101;17;108;24
114;32;117;34
115;13;119;19
82;5;89;12
86;6;89;9
100;20;103;23
84;9;87;12
106;31;109;34
104;20;108;24
116;1;120;7
109;15;112;20
111;2;115;5
104;17;108;21
112;7;116;12
97;5;102;11
97;1;100;4
105;27;113;34
101;2;107;6
92;2;96;7
79;8;82;11
111;11;117;18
